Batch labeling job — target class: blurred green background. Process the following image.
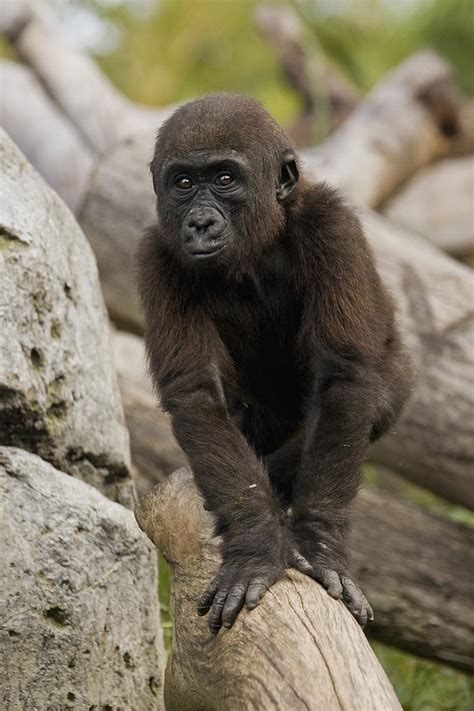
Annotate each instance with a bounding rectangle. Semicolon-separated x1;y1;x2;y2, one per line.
17;1;473;708
50;0;474;127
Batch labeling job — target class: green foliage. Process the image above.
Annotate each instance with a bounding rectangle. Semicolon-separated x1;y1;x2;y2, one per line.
371;641;474;711
300;0;474;94
96;0;298;124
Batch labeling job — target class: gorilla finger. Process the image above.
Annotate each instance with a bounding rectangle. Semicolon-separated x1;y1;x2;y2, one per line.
341;576;367;622
289;549;314;575
208;588;230;634
367;604;375;623
311;566;343;599
245;578;268;610
197;577;220;615
221;582;248;628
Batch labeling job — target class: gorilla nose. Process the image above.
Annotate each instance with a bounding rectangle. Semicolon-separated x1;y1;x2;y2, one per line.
184;208;225;242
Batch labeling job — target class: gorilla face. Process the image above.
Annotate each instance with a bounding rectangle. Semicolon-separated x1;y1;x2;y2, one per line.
150;94;299;271
161;150;249;265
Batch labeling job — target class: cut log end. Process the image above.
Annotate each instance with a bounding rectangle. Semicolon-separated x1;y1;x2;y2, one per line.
135;467;402;711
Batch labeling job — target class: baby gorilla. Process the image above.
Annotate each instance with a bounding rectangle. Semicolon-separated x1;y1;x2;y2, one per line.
138;93;412;633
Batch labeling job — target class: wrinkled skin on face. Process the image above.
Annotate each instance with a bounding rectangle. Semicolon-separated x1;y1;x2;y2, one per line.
151;94;298;274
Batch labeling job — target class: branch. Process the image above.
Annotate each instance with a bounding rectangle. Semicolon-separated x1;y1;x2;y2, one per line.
135;468;402;710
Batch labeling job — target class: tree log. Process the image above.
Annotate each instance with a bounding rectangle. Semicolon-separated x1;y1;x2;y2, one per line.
254;3;360;145
351;486;474;672
136;468;474;675
365;212;474;509
302;51;461;207
135;468;402;710
383;156;474;259
112;330;187;496
0;0;170;155
0;61;94;211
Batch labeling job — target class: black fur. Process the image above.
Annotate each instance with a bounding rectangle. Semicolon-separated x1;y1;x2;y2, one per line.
137;93;413;632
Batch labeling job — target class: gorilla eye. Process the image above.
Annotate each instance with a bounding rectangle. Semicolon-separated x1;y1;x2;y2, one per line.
215;173;235;188
175;175;194;190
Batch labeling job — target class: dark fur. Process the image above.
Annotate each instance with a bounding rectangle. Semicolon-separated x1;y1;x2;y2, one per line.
137;94;412;631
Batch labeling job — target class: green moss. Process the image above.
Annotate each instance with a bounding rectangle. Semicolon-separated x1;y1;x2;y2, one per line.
0;233;27;251
50;320;62;340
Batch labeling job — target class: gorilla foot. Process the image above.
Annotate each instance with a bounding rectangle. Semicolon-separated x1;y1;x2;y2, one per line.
197;547;314;633
306;560;374;627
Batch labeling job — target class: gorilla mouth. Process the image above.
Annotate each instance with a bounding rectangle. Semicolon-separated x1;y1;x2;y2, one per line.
188;243;227;259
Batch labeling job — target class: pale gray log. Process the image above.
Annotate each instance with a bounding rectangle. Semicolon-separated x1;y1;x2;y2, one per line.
0;61;95;211
0;129;134;506
365;212;474;509
0;447;164;711
112;330;187;495
135;468;403;710
301;51;459;207
1;1;171;154
383;156;474;258
352;486;474;672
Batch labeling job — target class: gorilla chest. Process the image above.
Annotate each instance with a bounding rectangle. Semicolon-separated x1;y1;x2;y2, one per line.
213;287;306;416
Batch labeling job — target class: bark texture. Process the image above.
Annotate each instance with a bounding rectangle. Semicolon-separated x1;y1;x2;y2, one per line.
352;487;474;672
135;468;402;711
0;447;165;711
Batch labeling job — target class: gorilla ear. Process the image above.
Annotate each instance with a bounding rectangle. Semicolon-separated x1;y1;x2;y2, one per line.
277;151;299;201
150;161;158;195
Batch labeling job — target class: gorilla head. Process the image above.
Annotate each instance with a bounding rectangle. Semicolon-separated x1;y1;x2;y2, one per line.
150;94;299;269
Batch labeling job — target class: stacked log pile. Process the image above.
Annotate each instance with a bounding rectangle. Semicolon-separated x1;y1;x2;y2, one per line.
1;2;473;706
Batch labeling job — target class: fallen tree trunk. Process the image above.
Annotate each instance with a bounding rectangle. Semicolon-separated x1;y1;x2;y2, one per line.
383;156;474;259
365;212;474;509
301;50;461;207
0;0;170;155
351;487;474;673
254;3;360;145
135;468;403;710
0;61;94;211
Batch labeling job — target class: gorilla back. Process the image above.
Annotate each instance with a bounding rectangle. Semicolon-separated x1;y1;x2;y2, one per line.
138;93;412;634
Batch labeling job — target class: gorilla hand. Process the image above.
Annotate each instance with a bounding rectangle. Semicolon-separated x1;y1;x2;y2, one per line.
197;528;313;633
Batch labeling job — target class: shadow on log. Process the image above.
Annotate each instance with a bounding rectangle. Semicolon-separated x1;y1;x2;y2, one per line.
135;468;401;711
